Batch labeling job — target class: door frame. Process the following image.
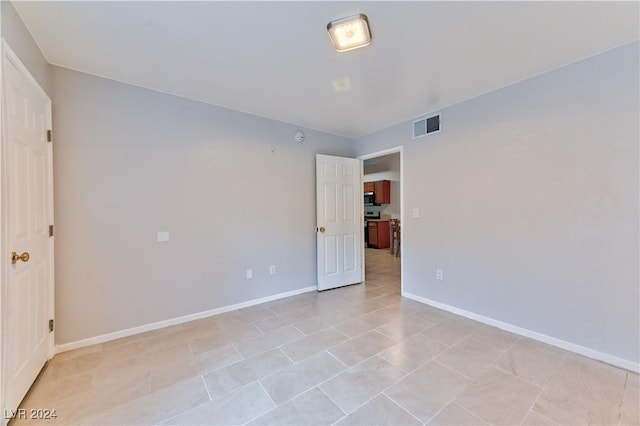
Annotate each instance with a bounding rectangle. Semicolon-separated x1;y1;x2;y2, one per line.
0;39;55;419
358;146;404;294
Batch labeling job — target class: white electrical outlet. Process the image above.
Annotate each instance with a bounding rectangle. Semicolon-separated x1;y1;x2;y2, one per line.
436;269;444;280
413;208;420;218
269;265;276;275
157;231;170;242
246;269;253;279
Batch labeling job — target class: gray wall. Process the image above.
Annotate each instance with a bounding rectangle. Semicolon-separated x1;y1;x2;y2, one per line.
354;42;639;364
1;1;51;95
51;66;352;344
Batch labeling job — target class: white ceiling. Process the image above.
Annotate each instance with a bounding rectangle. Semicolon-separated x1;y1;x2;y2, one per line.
12;1;639;139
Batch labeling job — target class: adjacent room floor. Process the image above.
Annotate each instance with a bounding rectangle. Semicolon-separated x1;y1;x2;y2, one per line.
13;249;639;425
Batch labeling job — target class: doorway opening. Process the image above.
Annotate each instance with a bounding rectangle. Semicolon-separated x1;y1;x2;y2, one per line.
358;147;403;294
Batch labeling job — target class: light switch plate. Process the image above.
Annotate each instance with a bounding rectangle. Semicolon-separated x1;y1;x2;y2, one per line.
413;208;420;218
157;231;170;242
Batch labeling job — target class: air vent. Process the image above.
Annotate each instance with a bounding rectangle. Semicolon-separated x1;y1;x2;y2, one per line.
412;113;441;139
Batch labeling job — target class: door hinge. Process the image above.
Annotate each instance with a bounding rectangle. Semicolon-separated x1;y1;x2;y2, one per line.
47;129;52;142
49;224;54;237
48;319;54;333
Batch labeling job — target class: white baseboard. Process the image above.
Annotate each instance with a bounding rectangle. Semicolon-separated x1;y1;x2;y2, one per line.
55;285;317;354
403;292;640;374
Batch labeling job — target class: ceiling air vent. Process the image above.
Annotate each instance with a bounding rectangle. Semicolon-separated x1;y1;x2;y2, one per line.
412;113;441;139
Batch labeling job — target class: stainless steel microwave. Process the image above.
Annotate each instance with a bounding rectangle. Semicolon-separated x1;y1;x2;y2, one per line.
364;192;375;205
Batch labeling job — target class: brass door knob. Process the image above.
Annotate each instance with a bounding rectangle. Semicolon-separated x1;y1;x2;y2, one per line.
11;251;30;265
317;227;326;233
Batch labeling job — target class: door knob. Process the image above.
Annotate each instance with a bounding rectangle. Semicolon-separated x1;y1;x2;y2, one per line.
317;227;326;233
11;251;30;265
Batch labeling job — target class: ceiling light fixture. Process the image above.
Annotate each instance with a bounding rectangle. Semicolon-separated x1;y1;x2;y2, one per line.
327;14;371;52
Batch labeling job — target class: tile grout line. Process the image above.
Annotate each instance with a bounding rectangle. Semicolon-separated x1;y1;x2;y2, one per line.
289;323;309;336
616;372;629;426
432;358;477;381
186;339;195;356
328;343;394;371
371;352;473;424
280;338;351;366
237;379;280;424
417;374;481;425
430;335;512;379
256;379;278;408
491;363;551;390
420;331;469;349
378;392;426;425
475;332;520;354
265;356;351;407
151;375;212;424
160;398;212;425
519;368;555;425
200;374;213;401
263;350;394;413
527;409;558;426
324;349;351;368
325;352;440;421
313;386;348;425
278;348;297;365
197;348;246;378
374;319;435;340
339;362;419;420
202;348;295;398
454;403;489;425
517;349;570;426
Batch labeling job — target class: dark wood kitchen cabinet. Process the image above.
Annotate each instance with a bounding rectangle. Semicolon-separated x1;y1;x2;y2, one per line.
368;220;390;249
364;182;375;193
374;180;391;205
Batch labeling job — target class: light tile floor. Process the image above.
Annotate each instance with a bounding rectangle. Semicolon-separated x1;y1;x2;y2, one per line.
12;249;640;425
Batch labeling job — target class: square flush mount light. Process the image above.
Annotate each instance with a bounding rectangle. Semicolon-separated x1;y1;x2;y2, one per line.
327;14;371;52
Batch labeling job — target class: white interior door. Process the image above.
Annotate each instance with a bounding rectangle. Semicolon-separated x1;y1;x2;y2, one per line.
316;154;363;291
2;45;53;415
